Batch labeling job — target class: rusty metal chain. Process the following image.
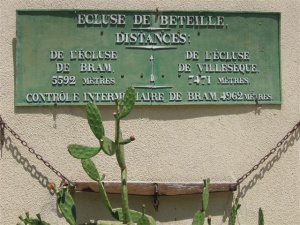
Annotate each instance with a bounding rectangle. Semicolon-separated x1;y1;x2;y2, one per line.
236;120;300;186
0;115;75;187
1;115;299;189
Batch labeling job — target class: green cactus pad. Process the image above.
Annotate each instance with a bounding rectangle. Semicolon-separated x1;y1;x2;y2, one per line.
57;188;76;225
192;211;206;225
119;138;132;145
229;198;241;225
192;178;210;225
112;208;156;225
68;144;100;159
138;215;151;225
259;208;264;225
81;158;102;181
201;179;210;211
137;207;151;225
101;136;117;156
118;86;136;119
86;102;105;140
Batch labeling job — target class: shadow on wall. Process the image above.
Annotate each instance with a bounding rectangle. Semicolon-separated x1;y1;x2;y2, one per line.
1;128;234;224
2;127;298;224
71;124;299;224
3;136;53;195
1;115;299;223
2;121;298;224
74;191;233;224
237;126;299;198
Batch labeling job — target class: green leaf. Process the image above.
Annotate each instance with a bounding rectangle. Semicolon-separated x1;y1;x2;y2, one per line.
68;144;100;159
86;102;105;140
192;211;205;225
259;208;264;225
201;178;210;211
112;208;155;225
119;86;136;119
229;198;241;225
101;136;117;156
81;158;101;181
57;188;76;225
138;215;151;225
137;207;151;225
119;138;132;145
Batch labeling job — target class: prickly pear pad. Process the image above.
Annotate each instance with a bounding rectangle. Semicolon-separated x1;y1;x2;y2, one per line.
87;102;105;140
119;86;136;119
101;136;117;156
57;188;76;225
68;144;101;159
81;158;102;182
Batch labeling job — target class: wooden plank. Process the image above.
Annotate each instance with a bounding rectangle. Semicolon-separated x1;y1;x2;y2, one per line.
74;181;237;196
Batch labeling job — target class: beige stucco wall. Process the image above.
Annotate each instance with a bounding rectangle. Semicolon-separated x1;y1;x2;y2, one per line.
0;0;299;224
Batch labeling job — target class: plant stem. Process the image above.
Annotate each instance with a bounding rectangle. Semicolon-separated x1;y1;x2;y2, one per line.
121;167;131;224
115;104;131;224
98;181;113;214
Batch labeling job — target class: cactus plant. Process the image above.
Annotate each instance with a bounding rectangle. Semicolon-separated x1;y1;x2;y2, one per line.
258;208;264;225
192;179;210;225
118;86;136;119
17;86;268;225
67;86;155;225
86;101;105;140
47;182;76;225
81;158;104;182
228;198;241;225
68;145;101;159
137;205;150;225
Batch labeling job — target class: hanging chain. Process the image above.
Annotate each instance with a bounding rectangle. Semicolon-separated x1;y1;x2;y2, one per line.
236;120;300;186
1;115;299;189
0;115;75;187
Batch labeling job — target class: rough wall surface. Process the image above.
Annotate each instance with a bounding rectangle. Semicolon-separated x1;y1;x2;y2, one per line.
0;0;299;224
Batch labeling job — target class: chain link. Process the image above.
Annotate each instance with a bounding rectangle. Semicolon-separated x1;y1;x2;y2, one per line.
0;115;75;187
1;115;299;189
236;120;300;186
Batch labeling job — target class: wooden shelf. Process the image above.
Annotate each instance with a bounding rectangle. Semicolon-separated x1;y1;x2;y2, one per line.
74;181;237;196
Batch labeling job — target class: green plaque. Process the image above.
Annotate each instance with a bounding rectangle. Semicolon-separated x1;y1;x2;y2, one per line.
16;10;280;106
